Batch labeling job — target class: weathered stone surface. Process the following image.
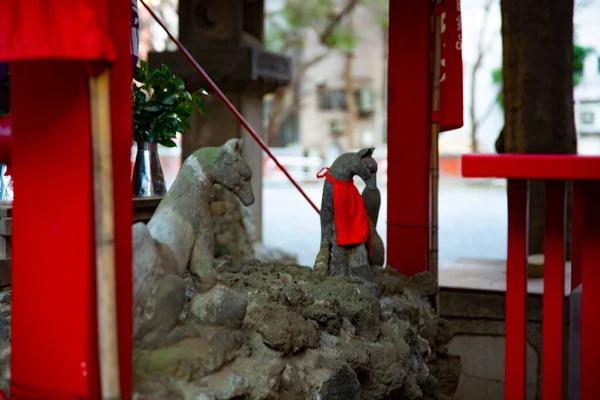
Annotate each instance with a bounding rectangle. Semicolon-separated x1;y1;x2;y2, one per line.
212;184;255;261
134;324;246;381
0;342;9;397
246;304;319;354
0;259;460;400
0;288;10;343
180;356;286;400
133;138;256;340
172;259;460;400
133;372;185;400
189;284;247;329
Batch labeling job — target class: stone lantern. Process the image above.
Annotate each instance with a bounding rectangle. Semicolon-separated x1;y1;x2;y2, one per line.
149;0;292;243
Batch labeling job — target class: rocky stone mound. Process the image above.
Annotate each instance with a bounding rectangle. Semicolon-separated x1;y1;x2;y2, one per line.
134;259;461;400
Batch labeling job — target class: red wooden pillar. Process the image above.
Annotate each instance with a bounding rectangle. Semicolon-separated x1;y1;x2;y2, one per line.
5;1;132;397
504;179;529;400
386;0;432;275
108;0;134;396
10;62;101;398
580;181;600;399
541;180;566;400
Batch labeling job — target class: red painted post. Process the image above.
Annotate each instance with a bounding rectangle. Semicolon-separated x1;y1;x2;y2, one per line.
581;181;600;399
386;0;432;275
10;62;101;398
107;0;134;395
571;181;584;290
541;180;566;400
505;179;528;400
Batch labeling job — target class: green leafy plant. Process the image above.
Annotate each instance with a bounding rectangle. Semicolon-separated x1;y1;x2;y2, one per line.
133;60;208;147
573;43;593;86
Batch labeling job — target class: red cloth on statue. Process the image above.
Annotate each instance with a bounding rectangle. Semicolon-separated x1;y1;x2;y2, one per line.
317;168;371;254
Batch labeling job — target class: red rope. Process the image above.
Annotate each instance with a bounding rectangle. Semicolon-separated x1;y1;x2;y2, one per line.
139;0;320;214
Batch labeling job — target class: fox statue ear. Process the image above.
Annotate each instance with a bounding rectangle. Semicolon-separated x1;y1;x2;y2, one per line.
358;147;375;159
223;138;244;155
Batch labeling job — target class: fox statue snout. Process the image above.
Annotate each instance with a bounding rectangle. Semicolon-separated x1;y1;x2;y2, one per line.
213;138;256;207
235;182;255;206
364;175;377;190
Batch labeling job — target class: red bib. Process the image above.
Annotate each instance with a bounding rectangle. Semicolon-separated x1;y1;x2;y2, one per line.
317;168;371;253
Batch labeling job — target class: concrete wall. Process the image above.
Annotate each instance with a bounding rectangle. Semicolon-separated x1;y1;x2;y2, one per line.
440;288;570;400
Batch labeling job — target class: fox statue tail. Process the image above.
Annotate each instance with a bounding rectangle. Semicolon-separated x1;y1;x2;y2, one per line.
362;187;385;267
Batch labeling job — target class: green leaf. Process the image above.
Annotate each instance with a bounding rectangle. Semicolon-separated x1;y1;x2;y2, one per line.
132;63;208;143
134;66;146;83
142;105;163;113
181;102;193;116
160;93;179;105
193;97;207;115
159;138;177;148
174;78;185;90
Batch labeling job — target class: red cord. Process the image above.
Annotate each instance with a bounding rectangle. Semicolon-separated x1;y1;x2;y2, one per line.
139;0;320;214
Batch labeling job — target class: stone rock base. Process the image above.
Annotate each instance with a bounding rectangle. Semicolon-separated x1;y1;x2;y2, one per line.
137;260;461;399
0;262;461;400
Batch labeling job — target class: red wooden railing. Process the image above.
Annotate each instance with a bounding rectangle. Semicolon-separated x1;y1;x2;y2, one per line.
462;154;600;400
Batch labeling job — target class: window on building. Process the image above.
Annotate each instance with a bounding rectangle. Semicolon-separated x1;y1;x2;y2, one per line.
318;87;346;110
356;88;375;116
280;115;299;147
580;111;595;125
318;86;375;117
330;120;346;137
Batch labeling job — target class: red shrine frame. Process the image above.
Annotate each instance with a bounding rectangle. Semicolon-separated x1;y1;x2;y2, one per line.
5;1;597;399
0;0;445;396
0;0;132;397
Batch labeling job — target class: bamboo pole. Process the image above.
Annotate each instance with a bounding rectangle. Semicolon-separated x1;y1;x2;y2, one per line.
89;70;121;400
430;0;443;314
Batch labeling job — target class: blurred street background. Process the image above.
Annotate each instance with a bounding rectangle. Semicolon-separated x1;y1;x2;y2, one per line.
136;0;600;267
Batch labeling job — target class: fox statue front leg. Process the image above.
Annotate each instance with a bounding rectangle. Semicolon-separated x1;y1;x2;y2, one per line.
314;182;335;274
190;214;217;292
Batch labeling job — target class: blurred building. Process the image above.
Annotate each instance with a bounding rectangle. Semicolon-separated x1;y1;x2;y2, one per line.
267;2;387;155
575;51;600;155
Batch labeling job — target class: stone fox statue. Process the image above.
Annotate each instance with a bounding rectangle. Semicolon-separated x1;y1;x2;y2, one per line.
132;138;254;342
314;147;384;280
362;186;385;267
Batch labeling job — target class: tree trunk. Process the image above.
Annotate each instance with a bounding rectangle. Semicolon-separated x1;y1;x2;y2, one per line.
500;0;576;257
470;122;480;153
344;52;358;148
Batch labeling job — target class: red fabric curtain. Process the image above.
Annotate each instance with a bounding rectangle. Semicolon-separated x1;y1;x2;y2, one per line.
0;0;115;63
439;0;464;132
0;0;126;398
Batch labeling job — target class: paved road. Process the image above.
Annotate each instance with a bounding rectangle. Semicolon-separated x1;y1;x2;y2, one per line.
262;179;508;267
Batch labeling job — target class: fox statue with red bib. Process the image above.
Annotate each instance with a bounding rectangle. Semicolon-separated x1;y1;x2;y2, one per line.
314;148;385;283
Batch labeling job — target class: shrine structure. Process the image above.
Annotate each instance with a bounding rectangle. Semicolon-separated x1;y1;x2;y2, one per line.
0;1;598;400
